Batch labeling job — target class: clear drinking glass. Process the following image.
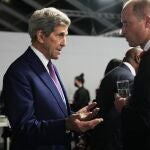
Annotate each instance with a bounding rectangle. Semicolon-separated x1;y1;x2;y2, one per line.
117;80;130;98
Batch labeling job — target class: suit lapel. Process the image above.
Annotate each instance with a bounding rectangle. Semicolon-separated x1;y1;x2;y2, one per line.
24;47;68;116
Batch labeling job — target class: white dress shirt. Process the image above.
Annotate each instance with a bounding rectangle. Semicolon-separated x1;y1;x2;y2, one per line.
144;40;150;51
30;45;49;73
30;45;67;107
123;62;136;76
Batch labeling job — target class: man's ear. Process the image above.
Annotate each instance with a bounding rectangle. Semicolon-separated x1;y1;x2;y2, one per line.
145;16;150;28
36;30;45;43
135;55;141;64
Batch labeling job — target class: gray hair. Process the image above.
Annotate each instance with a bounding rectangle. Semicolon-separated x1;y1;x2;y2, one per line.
28;7;71;42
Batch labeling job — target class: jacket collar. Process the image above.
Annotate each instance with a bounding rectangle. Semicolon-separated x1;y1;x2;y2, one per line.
123;62;136;76
24;47;69;116
144;40;150;51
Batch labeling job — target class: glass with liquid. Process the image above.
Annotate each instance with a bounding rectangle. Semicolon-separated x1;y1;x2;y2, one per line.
117;80;130;98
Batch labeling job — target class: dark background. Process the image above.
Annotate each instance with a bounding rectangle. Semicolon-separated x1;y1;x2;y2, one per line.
0;0;124;37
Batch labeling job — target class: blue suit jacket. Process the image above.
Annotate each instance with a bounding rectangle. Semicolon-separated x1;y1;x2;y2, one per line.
1;47;71;150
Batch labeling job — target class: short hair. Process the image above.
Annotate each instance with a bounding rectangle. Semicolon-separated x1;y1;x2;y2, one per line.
124;0;150;20
133;0;150;19
28;7;71;42
123;46;142;62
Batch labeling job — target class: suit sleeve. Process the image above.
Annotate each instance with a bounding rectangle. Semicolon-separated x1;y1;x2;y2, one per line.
1;66;68;146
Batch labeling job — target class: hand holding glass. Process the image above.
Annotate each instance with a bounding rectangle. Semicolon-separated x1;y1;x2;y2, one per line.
117;80;130;98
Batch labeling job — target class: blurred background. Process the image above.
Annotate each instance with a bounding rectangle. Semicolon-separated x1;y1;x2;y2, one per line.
0;0;125;37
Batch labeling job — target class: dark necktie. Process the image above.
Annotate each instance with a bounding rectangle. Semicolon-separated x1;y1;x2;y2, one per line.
47;61;66;106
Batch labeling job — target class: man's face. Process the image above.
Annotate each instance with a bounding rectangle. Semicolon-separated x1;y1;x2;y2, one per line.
121;5;147;47
41;25;68;60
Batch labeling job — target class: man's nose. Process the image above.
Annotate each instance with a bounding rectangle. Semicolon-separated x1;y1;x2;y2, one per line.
119;29;123;36
121;27;126;36
61;37;66;47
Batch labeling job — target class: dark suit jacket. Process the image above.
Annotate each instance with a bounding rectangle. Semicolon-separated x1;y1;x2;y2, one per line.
122;49;150;150
0;47;71;150
90;63;134;150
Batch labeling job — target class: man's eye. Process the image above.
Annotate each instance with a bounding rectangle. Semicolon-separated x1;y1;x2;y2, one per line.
59;33;64;36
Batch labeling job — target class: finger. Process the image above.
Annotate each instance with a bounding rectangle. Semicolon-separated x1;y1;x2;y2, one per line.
79;118;103;132
86;102;97;111
92;108;100;117
114;93;121;100
84;108;100;121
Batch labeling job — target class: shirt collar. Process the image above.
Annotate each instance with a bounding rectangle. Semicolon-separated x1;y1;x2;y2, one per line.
30;45;49;73
143;40;150;51
123;62;136;76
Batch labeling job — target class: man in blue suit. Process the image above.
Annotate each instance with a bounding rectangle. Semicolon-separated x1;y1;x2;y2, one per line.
0;7;103;150
90;47;141;150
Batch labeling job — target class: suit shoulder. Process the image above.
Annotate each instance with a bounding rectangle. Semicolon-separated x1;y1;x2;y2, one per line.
4;50;29;76
104;65;133;81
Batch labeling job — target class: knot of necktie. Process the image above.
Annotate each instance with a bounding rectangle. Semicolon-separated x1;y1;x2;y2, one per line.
47;61;56;80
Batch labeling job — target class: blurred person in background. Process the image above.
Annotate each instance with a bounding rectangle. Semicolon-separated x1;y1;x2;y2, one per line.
95;58;122;99
90;47;142;150
71;73;90;150
72;73;90;112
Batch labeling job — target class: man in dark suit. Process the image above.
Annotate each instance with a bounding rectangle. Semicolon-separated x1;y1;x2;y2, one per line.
114;0;150;150
90;47;141;150
0;7;103;150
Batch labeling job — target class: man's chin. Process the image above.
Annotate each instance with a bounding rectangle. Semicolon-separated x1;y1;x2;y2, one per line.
54;56;60;60
128;42;137;47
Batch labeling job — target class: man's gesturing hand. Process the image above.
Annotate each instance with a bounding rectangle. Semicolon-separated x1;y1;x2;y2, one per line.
66;102;103;132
